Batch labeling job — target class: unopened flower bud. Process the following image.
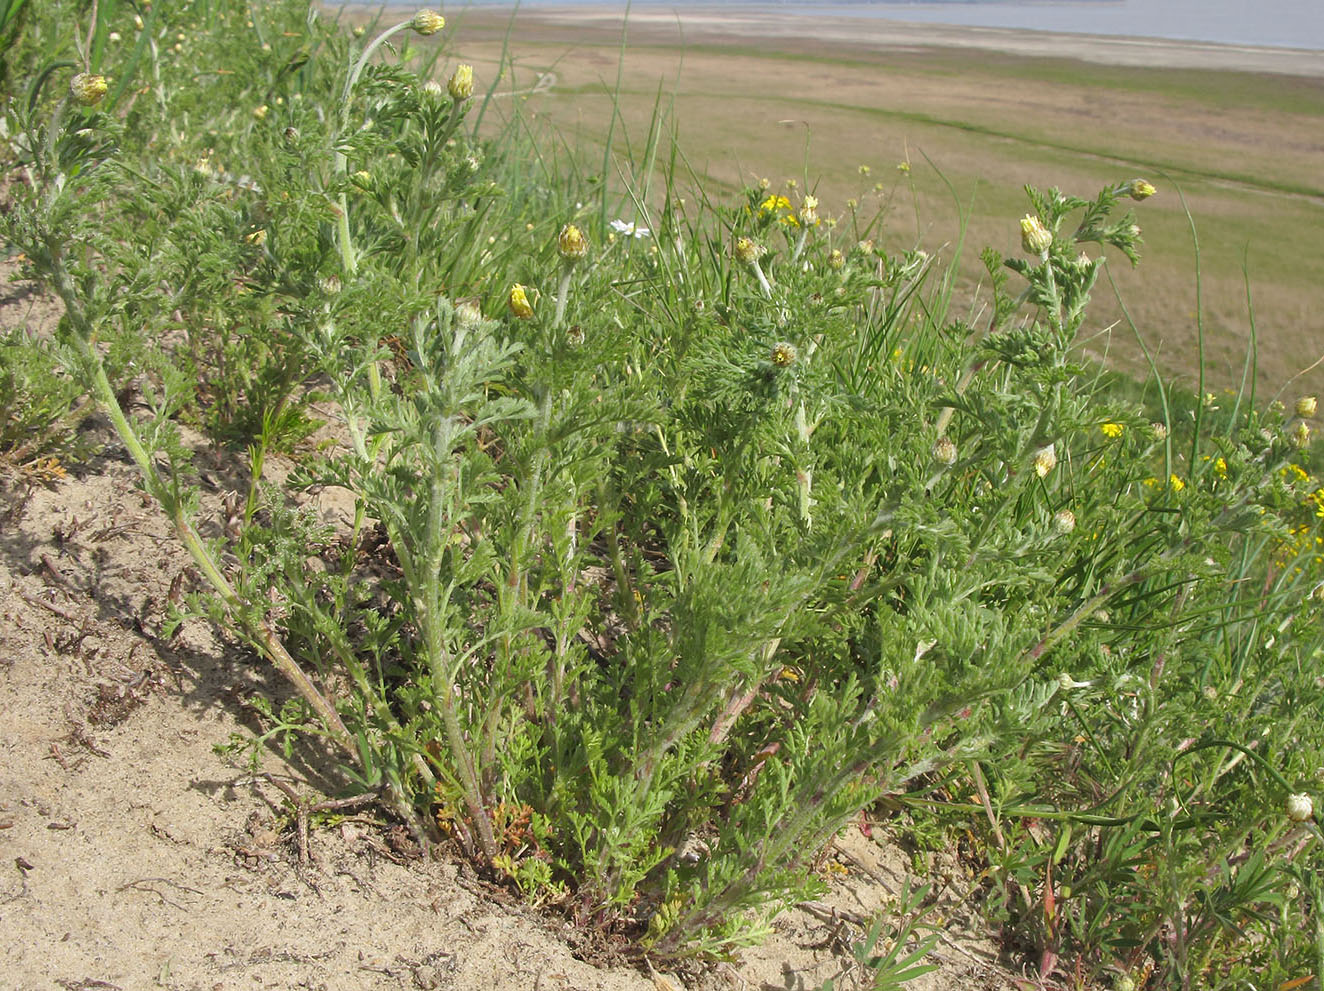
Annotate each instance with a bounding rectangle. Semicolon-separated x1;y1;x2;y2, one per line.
799;195;818;225
1032;443;1057;478
557;223;588;263
828;248;845;270
1056;672;1091;691
134;14;144;30
351;170;372;189
932;437;957;466
1128;179;1156;200
1286;792;1314;822
282;125;300;144
423;80;444;98
734;237;763;266
508;284;534;320
253;104;268;120
1053;509;1076;534
455;299;483;329
1292;421;1312;449
410;9;445;35
70;72;109;107
1296;395;1317;418
1151;421;1168;440
770;342;797;368
447;64;474;101
1020;215;1052;256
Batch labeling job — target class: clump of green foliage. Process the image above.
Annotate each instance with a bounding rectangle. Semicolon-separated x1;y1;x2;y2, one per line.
2;0;1322;985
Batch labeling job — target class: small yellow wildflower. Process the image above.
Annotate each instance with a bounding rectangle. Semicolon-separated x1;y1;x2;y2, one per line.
1170;474;1185;492
1101;422;1124;439
858;165;871;176
70;72;109;107
410;9;445;35
1032;444;1057;479
447;64;474;101
1296;395;1317;418
896;161;910;174
1128;179;1157;200
1213;457;1228;478
507;283;534;320
733;237;764;266
557;223;589;263
244;228;267;246
253;104;269;120
1292;421;1312;449
1020;215;1052;256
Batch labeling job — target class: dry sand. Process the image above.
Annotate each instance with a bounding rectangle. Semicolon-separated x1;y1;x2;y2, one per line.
445;5;1324;78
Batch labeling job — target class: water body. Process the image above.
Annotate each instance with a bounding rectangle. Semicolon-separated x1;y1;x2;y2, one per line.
429;0;1324;51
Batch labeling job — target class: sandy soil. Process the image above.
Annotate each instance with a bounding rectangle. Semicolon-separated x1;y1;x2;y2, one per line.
0;260;1018;989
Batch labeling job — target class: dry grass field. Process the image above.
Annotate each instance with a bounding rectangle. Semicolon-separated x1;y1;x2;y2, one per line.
377;4;1324;400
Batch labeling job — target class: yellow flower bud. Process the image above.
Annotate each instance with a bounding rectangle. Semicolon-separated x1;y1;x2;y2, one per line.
1128;179;1156;200
1296;395;1317;418
508;284;534;320
1292;421;1312;449
557;223;588;263
828;248;845;270
447;64;474;101
1020;215;1052;256
245;228;267;247
1032;443;1057;478
733;237;763;266
410;10;445;35
932;437;957;467
253;104;269;120
770;342;797;368
70;72;109;107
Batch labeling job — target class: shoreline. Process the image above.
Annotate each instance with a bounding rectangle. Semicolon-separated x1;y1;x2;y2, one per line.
334;5;1324;77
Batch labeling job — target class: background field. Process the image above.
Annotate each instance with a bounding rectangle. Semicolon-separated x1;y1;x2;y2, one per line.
411;4;1324;401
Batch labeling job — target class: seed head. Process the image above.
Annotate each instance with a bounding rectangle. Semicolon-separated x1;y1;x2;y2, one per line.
1020;215;1053;256
1296;395;1317;418
448;64;474;101
1286;792;1314;822
70;72;109;107
507;284;534;320
1053;509;1076;534
770;342;797;368
557;223;589;263
410;10;445;35
1032;443;1057;478
932;437;957;467
733;237;764;266
1127;178;1156;200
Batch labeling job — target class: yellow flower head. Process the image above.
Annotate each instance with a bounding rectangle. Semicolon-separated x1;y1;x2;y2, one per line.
507;283;534;320
733;237;764;266
1169;474;1185;492
252;104;269;120
410;9;445;35
447;63;474;101
557;223;589;263
932;437;957;467
1032;443;1057;478
244;228;267;246
1101;422;1124;439
1296;395;1317;418
1020;215;1053;256
70;72;109;107
1128;179;1156;201
770;342;797;368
